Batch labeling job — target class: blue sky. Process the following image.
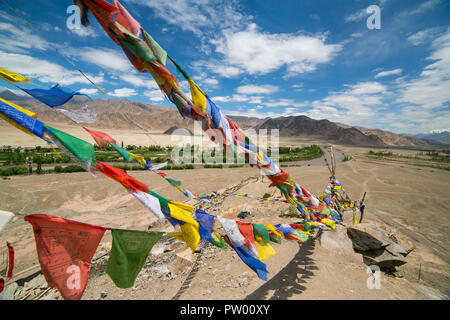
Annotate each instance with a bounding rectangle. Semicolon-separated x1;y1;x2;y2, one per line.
0;0;449;134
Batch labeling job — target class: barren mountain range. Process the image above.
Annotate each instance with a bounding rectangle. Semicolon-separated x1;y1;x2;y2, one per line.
0;89;436;147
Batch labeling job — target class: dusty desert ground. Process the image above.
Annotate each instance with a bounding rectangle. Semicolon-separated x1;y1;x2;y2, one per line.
0;126;449;300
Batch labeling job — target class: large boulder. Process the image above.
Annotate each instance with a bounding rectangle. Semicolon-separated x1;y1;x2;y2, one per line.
319;224;354;254
346;223;391;251
361;248;407;270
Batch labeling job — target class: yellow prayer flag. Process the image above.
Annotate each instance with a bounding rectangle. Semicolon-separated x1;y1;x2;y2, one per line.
0;68;30;83
166;201;200;253
188;79;207;112
129;152;146;166
265;224;284;238
321;218;336;230
255;236;277;262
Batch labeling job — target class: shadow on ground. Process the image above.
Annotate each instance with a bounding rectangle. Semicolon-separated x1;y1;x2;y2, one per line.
245;230;320;300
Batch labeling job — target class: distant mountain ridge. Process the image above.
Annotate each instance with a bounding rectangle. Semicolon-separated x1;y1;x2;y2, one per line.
362;129;434;147
255;115;386;147
413;131;450;145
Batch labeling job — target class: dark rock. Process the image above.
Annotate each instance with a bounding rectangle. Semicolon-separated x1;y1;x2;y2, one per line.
347;223;391;251
362;248;407;270
237;211;251;219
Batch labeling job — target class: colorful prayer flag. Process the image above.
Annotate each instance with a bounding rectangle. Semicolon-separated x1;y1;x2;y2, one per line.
166;201;200;253
44;125;95;172
24;214;106;300
0;68;30;83
83;127;117;147
0;99;45;139
106;228;162;288
18;84;90;108
218;217;268;280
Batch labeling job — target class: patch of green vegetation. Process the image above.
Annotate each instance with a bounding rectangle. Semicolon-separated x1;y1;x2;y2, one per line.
367;150;393;157
279;145;324;162
203;164;223;168
0;166;29;176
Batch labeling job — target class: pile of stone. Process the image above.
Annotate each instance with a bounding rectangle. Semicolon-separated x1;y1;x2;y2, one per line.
0;274;61;300
346;223;415;271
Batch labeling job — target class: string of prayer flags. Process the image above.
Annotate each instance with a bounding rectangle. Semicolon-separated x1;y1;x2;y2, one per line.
0;210;15;234
24;214;107;300
106;229;163;289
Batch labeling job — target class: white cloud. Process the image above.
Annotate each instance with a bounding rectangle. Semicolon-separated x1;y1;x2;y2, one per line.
144;89;165;101
209;23;341;77
263;99;309;108
0;22;48;53
305;81;387;126
374;69;403;78
212;94;249;103
396;28;450;110
70;26;99;38
128;0;247;38
0;50;104;86
78;88;99;95
344;9;367;23
408;28;441;46
201;78;219;87
236;84;279;95
404;0;441;15
109;88;137;97
70;47;132;72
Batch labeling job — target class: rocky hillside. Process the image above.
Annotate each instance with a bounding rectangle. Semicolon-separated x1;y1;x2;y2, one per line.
362;129;433;147
255;115;386;147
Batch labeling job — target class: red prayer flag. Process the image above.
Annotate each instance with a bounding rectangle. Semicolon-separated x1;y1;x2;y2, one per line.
24;214;107;300
114;0;141;35
83;127;116;147
236;221;258;256
95;161;149;193
78;0;122;45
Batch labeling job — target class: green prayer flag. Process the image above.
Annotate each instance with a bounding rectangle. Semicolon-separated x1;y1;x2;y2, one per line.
106;229;163;288
142;29;167;66
119;34;158;66
44;125;95;170
269;235;282;244
252;223;271;244
293;230;309;242
111;142;133;162
166;178;182;187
